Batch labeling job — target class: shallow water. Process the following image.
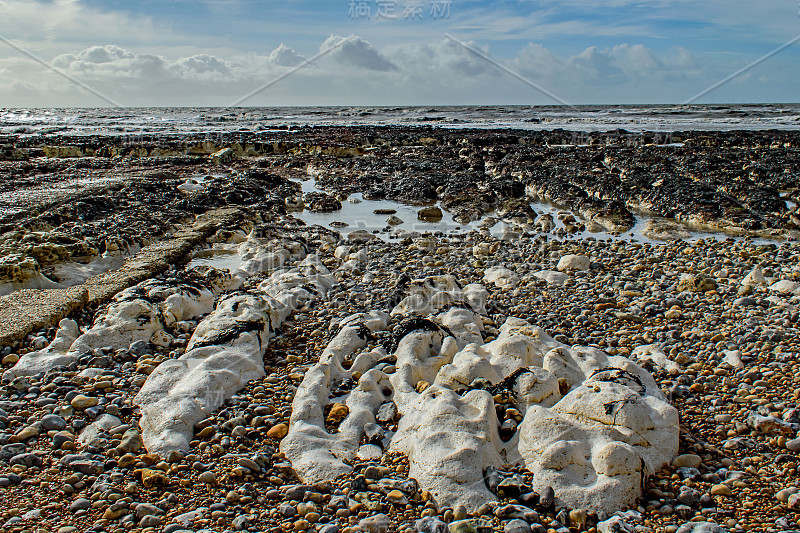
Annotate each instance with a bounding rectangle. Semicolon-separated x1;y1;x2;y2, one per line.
293;178;503;239
290;178;784;246
185;249;244;272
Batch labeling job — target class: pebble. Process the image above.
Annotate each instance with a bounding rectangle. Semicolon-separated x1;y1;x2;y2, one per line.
710;484;732;496
267;423;289;439
358;513;391;533
198;471;217;485
70;395;98;410
41;414;67;431
672;454;702;469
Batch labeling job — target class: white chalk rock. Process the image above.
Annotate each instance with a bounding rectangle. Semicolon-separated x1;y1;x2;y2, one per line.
631;344;680;373
483;266;520;288
177;179;204;193
742;267;767;286
5;273;225;381
280;311;391;482
557;254;591;272
533;270;568;286
391;276;487;316
0;273;62;297
238;236;305;274
78;414;122;447
3;319;81;381
135;255;335;455
770;279;800;294
135;294;274;454
721;350;744;369
283;277;677;514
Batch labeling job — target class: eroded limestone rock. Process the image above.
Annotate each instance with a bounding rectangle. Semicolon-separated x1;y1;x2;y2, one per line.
134;256;336;454
282;278;678;514
4;269;236;381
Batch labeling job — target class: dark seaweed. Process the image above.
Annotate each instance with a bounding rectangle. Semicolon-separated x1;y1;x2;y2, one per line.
387;317;453;354
190;318;266;349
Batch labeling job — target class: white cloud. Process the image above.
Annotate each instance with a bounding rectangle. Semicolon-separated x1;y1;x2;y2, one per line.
268;44;306;67
323;34;398;72
391;38;494;77
0;0;168;46
511;41;699;93
0;33;788;106
172;55;233;80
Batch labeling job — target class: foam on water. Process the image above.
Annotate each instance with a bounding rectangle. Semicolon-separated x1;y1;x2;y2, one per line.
3;104;800;137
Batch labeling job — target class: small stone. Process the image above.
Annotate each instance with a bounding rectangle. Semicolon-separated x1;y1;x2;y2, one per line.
115;428;142;455
557;254;590;271
41;414;67;431
297;502;317;516
672;454;702;469
267;423;289;439
13;426;39;441
504;519;530;533
103;507;127;520
165;449;183;463
448;519;490;533
675;522;728;533
232;514;256;530
327;403;349;424
539;486;554;508
776;487;798;503
69;498;91;512
710;484;732;496
70;395;98;410
9;452;42;468
453;504;467;521
237;457;261;473
279;503;297;517
376;402;397;424
53;431;75;450
198;471;217;485
418;206;443;222
359;513;390;533
139;468;169;489
416;516;448;533
363;423;385;446
135;502;163;518
139;515;162;527
386;489;407;505
569;509;588;529
785;437;800;452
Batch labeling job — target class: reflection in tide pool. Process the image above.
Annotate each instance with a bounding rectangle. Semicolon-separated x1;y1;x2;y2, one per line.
293;177;502;240
290;178;783;245
185;249;243;272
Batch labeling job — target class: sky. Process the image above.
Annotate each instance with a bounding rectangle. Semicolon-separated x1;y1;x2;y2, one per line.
0;0;798;107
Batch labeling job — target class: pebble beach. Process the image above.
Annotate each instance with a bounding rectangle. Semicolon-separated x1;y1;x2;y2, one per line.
0;125;799;533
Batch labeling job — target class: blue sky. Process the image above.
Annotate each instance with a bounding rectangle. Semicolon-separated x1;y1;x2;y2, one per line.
0;0;798;106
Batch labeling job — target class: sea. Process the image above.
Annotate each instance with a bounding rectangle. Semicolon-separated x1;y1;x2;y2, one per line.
1;104;800;137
